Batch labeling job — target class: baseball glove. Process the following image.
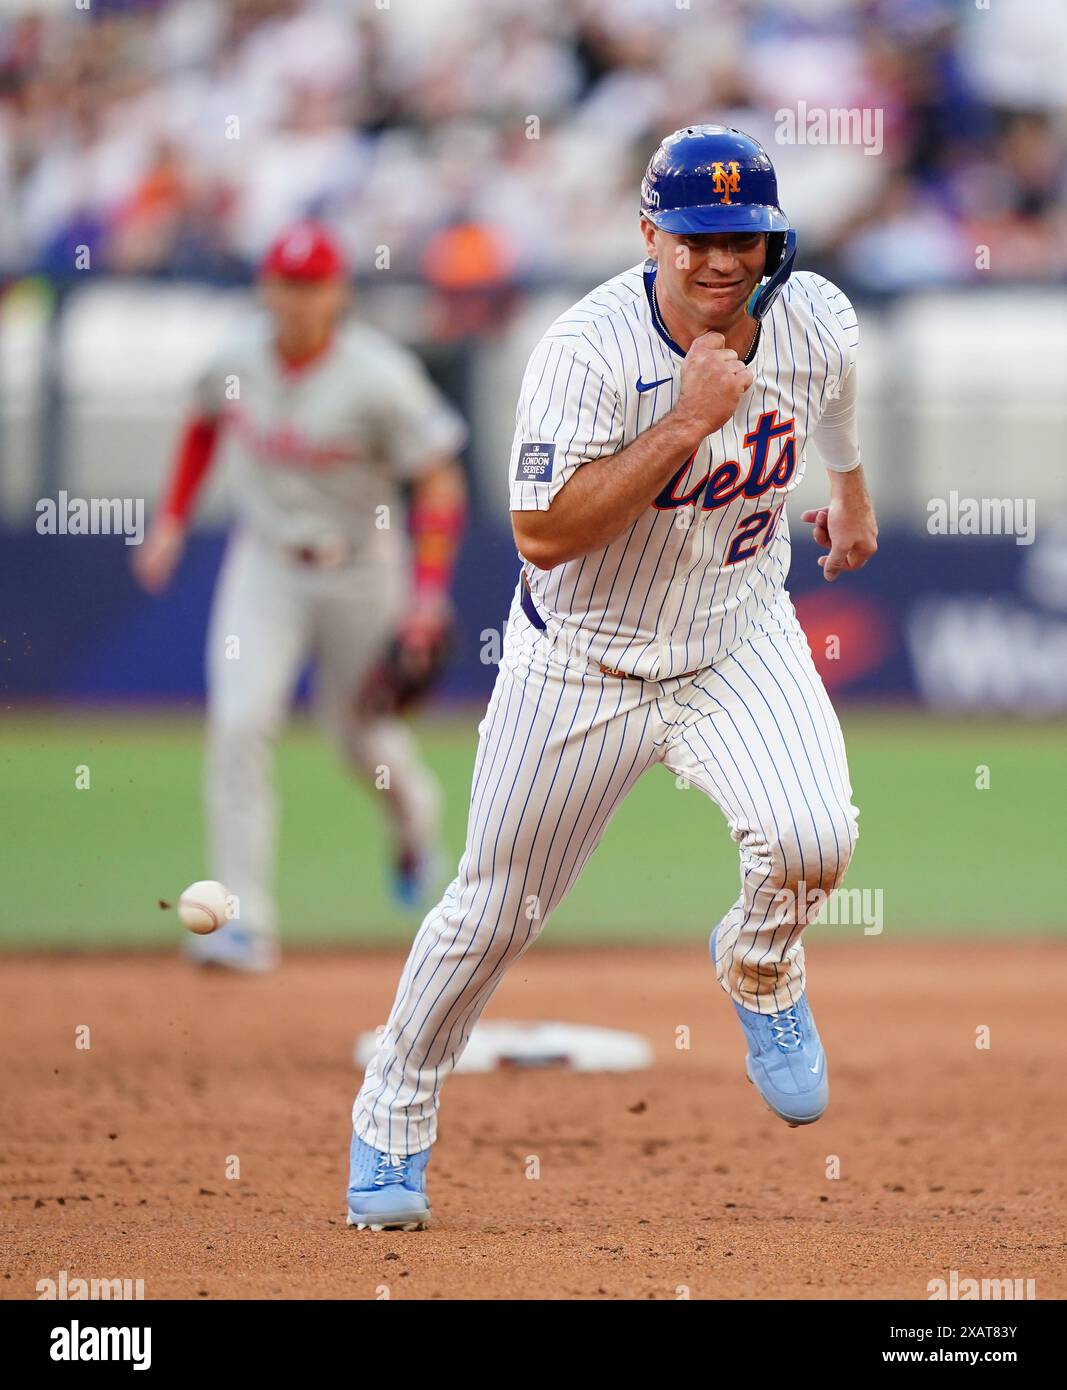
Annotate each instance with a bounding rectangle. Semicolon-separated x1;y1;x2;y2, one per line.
357;618;455;717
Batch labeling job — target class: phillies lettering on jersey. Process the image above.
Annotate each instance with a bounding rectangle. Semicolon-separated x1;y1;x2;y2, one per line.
227;410;362;469
509;264;858;679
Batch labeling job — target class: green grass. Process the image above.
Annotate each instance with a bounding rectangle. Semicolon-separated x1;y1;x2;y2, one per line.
0;709;1062;949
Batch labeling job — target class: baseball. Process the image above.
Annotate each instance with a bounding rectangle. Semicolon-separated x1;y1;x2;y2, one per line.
178;880;231;935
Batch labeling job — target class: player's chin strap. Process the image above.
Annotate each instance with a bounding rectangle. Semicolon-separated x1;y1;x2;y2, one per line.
746;229;798;322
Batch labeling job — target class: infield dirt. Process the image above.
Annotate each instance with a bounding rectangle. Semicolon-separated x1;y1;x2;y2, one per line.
2;942;1063;1300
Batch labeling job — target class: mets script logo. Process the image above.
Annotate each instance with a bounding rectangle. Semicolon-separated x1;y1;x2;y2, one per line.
711;161;741;204
652;411;797;512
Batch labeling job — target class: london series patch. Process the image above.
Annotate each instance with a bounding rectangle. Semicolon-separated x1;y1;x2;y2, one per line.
515;442;555;482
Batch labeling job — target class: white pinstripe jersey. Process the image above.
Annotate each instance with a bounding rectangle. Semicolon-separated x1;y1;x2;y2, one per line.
509;263;859;679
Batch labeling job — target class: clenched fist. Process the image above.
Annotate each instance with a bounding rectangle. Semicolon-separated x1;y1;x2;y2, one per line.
673;331;754;438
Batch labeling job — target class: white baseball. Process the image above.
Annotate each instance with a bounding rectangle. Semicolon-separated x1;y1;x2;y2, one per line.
178;880;232;935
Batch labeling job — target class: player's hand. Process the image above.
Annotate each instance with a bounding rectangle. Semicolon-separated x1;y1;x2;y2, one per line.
802;491;878;582
131;516;186;594
673;330;754;438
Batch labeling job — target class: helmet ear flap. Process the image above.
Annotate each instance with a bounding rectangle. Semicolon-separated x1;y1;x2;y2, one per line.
764;232;787;277
747;228;797;321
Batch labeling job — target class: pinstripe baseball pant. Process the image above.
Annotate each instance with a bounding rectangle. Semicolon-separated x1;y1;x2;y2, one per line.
353;590;858;1155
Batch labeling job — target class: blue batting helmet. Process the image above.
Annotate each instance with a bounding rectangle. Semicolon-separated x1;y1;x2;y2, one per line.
640;125;797;320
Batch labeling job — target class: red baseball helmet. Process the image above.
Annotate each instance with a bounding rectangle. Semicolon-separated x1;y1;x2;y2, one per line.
260;222;347;281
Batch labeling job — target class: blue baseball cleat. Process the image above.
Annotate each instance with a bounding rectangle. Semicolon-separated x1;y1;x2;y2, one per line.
346;1132;432;1231
731;993;829;1127
710;926;829;1127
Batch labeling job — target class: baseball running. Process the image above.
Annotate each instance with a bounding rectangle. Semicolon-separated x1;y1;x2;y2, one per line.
344;125;879;1231
133;222;468;972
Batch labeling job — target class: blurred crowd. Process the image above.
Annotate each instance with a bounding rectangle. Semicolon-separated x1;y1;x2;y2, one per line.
0;0;1064;300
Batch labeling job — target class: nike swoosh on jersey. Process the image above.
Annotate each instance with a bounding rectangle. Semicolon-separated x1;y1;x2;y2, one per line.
635;375;673;393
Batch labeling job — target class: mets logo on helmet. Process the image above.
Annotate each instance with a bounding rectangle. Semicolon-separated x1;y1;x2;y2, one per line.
711;161;741;204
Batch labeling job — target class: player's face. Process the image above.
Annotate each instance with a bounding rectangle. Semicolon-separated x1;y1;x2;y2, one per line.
643;223;767;327
260;274;347;348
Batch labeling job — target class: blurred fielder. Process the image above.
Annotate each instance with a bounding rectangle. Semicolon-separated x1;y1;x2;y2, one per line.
345;125;878;1230
134;222;468;972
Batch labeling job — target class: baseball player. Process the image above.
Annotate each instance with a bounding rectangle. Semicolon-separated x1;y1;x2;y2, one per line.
345;126;878;1229
133;222;468;972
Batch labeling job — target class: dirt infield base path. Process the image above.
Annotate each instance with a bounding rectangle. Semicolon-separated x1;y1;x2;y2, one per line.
2;942;1063;1301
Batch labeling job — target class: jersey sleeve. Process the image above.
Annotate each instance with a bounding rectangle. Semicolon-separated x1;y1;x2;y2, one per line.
374;341;468;480
509;339;624;512
811;275;859;400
